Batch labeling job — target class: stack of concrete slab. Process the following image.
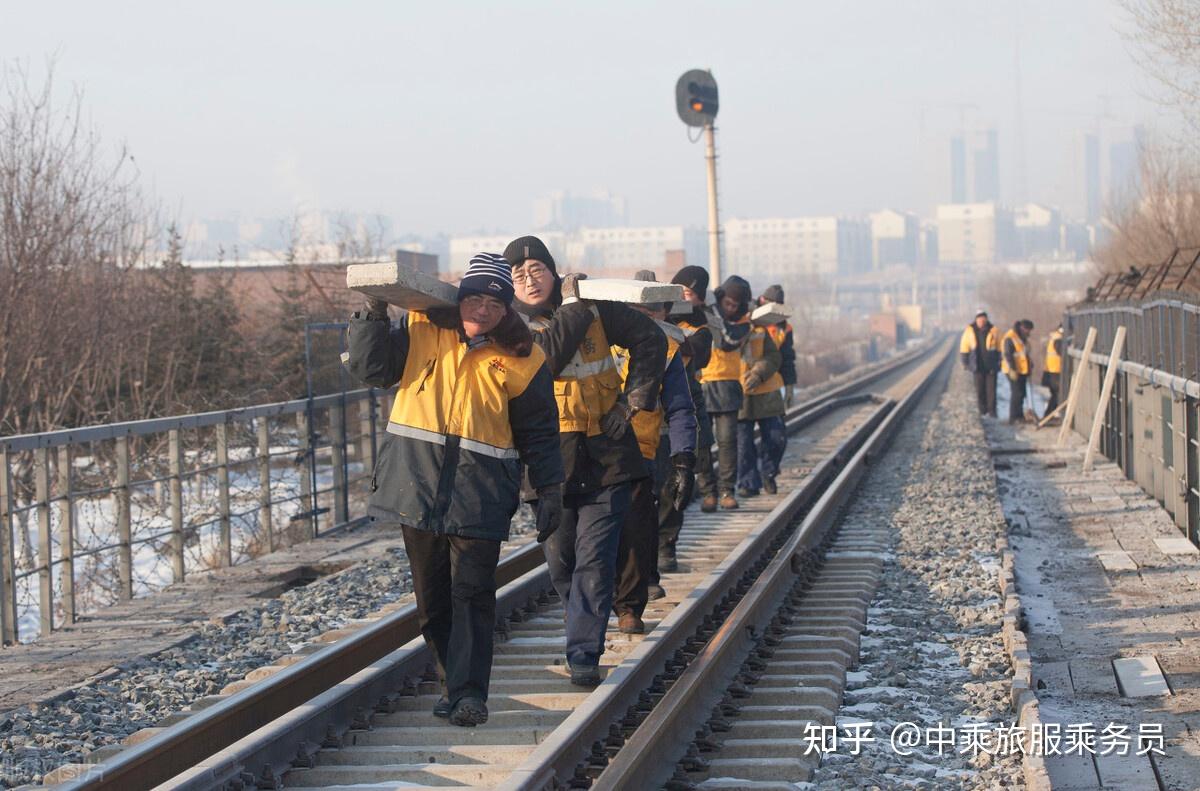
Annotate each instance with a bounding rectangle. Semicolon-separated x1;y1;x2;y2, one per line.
751;302;792;326
346;263;458;310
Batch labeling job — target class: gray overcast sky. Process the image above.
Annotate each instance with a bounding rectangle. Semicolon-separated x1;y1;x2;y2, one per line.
2;0;1155;236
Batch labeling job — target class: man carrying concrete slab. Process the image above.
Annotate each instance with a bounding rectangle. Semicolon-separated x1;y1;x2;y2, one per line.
346;253;564;727
503;235;666;686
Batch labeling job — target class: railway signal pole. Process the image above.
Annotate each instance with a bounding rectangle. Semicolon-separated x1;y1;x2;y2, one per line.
676;69;722;283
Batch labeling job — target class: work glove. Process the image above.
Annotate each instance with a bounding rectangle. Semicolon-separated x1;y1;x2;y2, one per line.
560;273;588;304
364;295;389;319
784;384;795;408
599;399;636;441
743;370;764;392
664;452;697;512
534;485;563;543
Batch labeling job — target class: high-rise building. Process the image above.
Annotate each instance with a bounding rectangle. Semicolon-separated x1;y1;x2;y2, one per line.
935;203;1016;266
724;216;871;280
950;136;967;203
868;209;919;269
1109;126;1144;203
1013;203;1062;258
532;190;628;231
1085;133;1102;223
973;129;999;203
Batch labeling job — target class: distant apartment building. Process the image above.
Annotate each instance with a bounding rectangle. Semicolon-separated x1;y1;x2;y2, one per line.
868;209;919;269
447;232;567;273
533;189;628;231
935;203;1016;266
570;225;706;272
724;216;871;280
1013;203;1062;259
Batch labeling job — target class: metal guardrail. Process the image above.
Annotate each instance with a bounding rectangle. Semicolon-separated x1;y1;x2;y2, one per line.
0;385;393;645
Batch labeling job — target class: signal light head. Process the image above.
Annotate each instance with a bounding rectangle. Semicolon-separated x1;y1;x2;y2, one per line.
692;101;704;111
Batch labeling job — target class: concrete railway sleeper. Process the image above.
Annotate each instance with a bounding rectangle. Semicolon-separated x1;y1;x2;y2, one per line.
47;339;946;791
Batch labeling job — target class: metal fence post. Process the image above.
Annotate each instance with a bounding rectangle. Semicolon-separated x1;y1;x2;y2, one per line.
357;399;372;466
35;447;53;636
116;436;133;600
57;446;75;625
257;419;274;553
168;429;185;582
215;420;232;568
296;411;315;540
0;448;17;644
330;406;349;524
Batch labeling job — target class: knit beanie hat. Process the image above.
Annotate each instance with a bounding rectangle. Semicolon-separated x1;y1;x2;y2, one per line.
503;235;558;278
714;275;752;311
671;265;709;299
761;284;784;304
458;252;515;305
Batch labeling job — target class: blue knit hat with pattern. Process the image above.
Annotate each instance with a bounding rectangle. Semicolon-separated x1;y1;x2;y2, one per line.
458;252;515;305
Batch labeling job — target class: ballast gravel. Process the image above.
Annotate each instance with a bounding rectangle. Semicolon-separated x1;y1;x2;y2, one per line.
0;509;534;788
809;365;1025;789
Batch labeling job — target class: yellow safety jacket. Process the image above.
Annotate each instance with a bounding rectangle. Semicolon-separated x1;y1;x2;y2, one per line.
766;322;793;351
741;325;785;395
959;324;999;356
533;306;623;436
700;342;743;383
614;323;683;460
1001;329;1030;376
378;311;550;536
1045;329;1063;374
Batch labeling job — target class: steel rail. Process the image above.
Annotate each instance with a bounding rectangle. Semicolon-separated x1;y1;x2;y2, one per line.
592;342;953;790
53;340;939;791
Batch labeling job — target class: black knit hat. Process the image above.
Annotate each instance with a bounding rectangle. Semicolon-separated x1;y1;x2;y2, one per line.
458;252;515;305
671;265;709;299
713;275;752;320
503;235;558;278
761;284;784;304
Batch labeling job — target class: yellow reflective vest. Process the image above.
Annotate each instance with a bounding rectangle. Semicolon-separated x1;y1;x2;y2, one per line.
386;311;546;458
532;306;623;436
959;324;998;355
614;323;683;460
742;325;784;395
1045;329;1063;374
1001;329;1030;376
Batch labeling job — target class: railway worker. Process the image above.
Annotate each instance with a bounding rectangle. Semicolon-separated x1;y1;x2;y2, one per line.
656;265;713;580
347;253;564;728
959;309;1000;418
1042;323;1064;419
611;270;697;633
1002;319;1035;423
694;275;758;511
503;235;666;687
758;285;797;408
736;287;785;497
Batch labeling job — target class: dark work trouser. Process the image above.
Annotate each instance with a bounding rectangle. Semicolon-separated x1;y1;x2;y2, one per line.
401;526;502;705
1044;372;1061;418
544;483;631;665
613;467;658;618
696;411;738;497
973;371;997;416
654;441;682;580
736;416;786;492
1008;374;1028;422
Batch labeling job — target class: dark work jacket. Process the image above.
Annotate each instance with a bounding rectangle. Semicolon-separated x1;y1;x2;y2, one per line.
348;308;563;541
532;299;667;496
775;324;797;386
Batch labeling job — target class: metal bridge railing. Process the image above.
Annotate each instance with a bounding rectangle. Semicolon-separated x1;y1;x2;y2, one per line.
0;385;393;646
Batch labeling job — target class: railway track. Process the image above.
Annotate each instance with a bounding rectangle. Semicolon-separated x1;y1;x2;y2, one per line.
52;338;950;791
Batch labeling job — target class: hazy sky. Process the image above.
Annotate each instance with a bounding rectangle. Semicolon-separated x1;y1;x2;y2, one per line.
2;1;1156;236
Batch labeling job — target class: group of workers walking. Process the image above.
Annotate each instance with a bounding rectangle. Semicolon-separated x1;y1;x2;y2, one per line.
347;237;796;727
959;308;1063;423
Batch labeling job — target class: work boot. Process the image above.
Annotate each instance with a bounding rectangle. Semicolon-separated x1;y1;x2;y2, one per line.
569;662;602;687
648;584;666;600
701;494;718;513
763;476;777;495
618;612;644;634
433;695;452;718
737;486;759;498
658;552;678;573
449;697;488;727
720;492;739;510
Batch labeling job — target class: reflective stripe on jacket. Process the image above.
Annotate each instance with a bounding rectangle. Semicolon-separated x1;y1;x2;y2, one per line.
532;305;623;437
1045;329;1063;374
1001;329;1030;376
